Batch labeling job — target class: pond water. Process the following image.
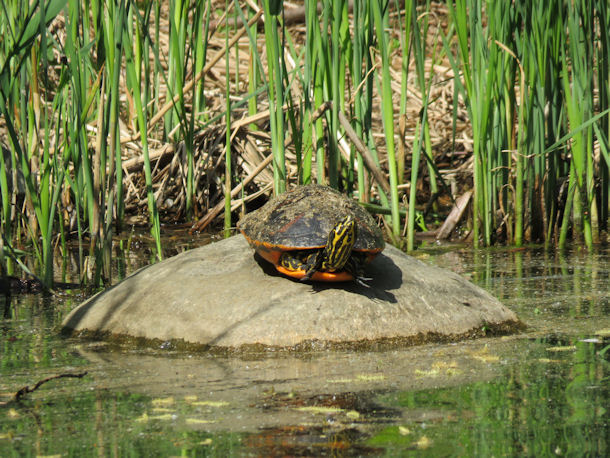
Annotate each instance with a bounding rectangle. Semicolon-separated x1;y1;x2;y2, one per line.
1;237;609;456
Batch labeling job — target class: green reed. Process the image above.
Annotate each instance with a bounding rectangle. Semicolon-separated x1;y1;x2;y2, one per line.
124;6;162;260
0;0;167;286
351;0;368;198
302;0;351;189
164;0;186;139
0;0;67;285
447;0;493;247
397;0;413;186
446;0;609;248
224;0;232;238
403;0;445;249
246;3;258;129
3;0;610;290
371;1;400;238
261;0;286;195
0;0;235;285
303;0;326;184
102;0;126;235
290;1;403;235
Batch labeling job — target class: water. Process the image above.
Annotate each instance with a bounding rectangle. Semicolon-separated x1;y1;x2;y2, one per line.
1;242;608;456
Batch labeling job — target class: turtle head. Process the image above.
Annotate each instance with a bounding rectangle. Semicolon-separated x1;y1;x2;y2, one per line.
320;215;357;271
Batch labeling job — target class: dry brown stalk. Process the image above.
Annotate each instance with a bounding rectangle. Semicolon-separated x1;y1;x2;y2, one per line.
120;9;264;145
436;190;472;240
191;151;274;233
336;109;391;196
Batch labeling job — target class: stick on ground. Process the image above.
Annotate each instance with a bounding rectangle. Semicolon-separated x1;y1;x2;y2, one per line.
14;371;89;402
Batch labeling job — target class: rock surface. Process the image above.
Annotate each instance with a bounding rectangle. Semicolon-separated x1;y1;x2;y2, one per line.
62;235;522;348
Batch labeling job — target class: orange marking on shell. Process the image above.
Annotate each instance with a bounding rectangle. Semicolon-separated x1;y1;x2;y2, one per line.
275;212;306;236
240;230;382;282
275;265;355;282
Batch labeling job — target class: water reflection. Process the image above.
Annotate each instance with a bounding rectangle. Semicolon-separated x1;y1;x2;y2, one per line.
0;245;608;455
374;336;608;456
424;247;610;331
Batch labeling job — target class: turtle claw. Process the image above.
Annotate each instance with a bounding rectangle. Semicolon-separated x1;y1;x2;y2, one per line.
354;276;372;288
299;271;315;283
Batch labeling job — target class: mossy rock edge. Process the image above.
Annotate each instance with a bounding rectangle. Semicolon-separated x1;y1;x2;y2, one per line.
62;235;522;348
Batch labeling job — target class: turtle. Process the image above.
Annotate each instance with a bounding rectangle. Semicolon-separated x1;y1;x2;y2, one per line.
238;185;385;284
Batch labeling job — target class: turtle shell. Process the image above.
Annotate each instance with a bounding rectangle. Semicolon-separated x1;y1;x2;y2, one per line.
238;185;385;281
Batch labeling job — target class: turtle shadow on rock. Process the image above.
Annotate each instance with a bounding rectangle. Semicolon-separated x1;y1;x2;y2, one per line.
254;252;285;278
253;252;401;303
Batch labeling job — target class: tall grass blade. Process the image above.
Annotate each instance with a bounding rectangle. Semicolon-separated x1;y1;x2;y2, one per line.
224;1;232;237
262;0;286;194
123;7;162;259
371;0;400;238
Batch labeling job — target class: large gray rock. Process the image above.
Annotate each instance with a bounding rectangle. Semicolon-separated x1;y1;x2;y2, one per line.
62;235;522;348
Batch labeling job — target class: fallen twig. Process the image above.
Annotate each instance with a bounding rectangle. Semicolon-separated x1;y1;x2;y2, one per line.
14;371;89;402
436;190;472;240
336;108;392;196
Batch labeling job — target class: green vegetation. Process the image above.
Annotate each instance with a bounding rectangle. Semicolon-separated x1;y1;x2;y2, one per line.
1;0;609;286
449;0;610;250
372;337;607;456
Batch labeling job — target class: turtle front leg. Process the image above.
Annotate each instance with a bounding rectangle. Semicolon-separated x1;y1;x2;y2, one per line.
344;255;372;287
300;252;322;282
